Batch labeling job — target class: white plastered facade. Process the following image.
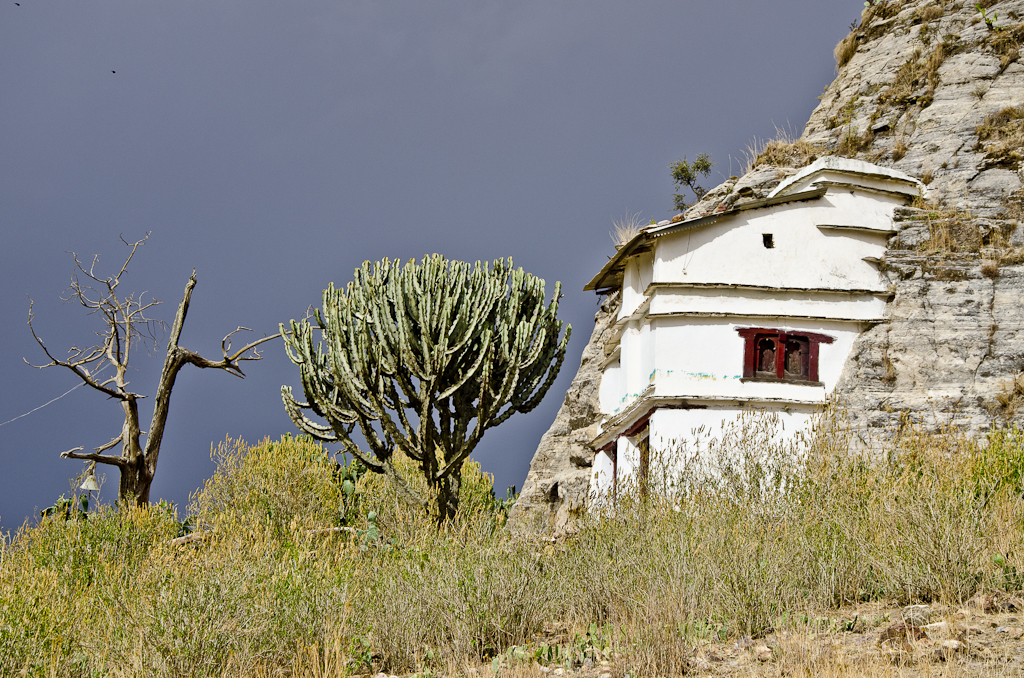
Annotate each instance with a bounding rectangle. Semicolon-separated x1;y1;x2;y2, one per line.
586;158;925;500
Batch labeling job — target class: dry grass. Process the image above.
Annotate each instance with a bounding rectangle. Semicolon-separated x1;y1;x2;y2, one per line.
2;415;1023;677
892;138;909;161
744;127;824;173
1006;193;1024;222
998;247;1024;265
610;212;643;248
836;1;919;70
877;36;960;113
864;1;905;24
996;373;1024;414
835;34;859;70
975;105;1024;169
904;202;984;253
837;126;874;158
882;346;898;384
984;24;1024;72
916;5;945;24
879;48;926;108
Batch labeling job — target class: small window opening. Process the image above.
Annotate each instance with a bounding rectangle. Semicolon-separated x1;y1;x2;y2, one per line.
783;337;810;380
756;336;777;377
762;233;774;249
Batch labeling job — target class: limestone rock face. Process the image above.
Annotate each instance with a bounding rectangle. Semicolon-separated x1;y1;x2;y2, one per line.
678;0;1024;443
837;250;1024;437
507;292;619;536
802;0;1024;216
802;0;1024;437
511;0;1024;535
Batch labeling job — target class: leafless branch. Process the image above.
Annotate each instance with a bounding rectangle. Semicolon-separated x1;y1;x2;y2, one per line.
115;233;148;283
30;239;277;506
25;300;125;400
60;447;128;467
177;327;282;379
217;329;283;376
94;433;123;454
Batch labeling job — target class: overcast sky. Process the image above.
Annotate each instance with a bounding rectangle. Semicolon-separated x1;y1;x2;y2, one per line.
0;0;861;529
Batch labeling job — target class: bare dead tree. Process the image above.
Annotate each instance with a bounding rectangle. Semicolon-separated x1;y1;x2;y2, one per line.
26;235;281;506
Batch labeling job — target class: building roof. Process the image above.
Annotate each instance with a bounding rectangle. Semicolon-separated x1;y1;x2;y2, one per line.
584;157;925;293
768;156;925;199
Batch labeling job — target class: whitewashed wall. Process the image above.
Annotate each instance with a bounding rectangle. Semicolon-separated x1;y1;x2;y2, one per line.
653;195;898;292
650;317;862;399
589;404;818;499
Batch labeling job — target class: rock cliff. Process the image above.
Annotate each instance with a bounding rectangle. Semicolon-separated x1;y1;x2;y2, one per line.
803;0;1024;437
510;0;1024;535
507;292;619;536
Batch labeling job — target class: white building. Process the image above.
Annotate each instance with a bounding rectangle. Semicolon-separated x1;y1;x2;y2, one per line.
586;157;926;497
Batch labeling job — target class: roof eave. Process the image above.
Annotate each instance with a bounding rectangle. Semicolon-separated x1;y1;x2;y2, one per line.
583;233;650;292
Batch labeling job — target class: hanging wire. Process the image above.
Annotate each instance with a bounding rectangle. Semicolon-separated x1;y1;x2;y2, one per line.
0;363;112;429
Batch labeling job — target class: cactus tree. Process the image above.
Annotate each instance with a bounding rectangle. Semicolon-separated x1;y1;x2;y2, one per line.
281;255;571;523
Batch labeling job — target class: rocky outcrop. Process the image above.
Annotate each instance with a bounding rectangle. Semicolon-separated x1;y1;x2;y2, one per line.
682;0;1024;221
838;246;1024;438
804;0;1024;437
511;0;1024;535
508;292;619;536
803;0;1024;215
665;0;1024;442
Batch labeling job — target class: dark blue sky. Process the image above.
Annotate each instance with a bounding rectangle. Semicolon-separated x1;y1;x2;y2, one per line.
0;1;860;529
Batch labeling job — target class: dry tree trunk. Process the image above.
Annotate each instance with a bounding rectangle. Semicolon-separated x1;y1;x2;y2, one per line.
27;236;280;506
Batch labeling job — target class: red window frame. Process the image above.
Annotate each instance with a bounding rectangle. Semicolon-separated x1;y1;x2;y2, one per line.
736;328;834;383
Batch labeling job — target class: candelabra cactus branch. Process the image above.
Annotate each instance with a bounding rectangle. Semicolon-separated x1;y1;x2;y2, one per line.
281;255;571;523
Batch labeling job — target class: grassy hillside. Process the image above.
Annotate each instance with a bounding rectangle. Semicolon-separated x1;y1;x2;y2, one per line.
2;412;1023;677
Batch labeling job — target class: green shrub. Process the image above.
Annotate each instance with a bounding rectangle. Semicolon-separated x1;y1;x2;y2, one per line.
971;424;1024;497
191;435;345;531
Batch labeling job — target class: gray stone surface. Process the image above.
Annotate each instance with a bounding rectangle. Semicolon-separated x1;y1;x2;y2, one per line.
507;292;620;536
802;0;1024;212
835;251;1024;439
802;0;1024;439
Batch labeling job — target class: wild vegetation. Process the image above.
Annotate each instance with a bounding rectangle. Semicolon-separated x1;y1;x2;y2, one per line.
609;212;643;248
975;104;1024;169
744;127;823;172
828;0;1024;172
2;409;1022;677
907;202;986;253
836;1;910;71
874;34;961;112
669;154;713;212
